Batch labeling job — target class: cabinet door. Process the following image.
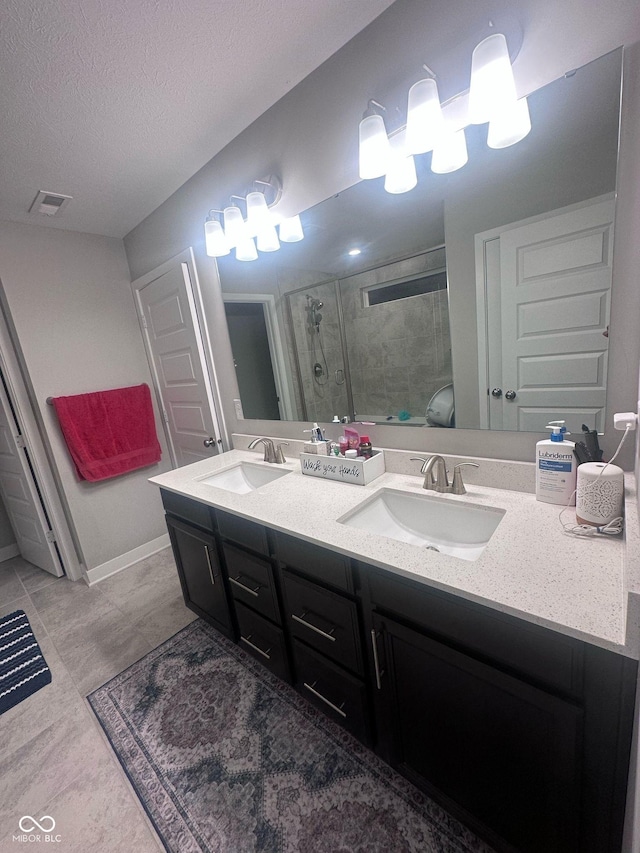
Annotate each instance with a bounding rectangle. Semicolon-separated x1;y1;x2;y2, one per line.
167;516;233;637
373;614;582;853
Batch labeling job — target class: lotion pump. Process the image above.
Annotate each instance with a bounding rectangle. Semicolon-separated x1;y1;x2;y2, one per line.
535;420;577;505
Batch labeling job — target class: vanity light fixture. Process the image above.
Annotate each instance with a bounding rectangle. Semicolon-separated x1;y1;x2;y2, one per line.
431;128;468;174
358;102;391;179
223;202;247;247
358;27;531;194
278;214;304;243
468;33;518;124
384;131;418;194
203;176;304;261
204;211;230;257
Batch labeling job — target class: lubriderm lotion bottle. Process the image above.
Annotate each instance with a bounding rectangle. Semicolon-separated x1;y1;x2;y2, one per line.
536;420;577;505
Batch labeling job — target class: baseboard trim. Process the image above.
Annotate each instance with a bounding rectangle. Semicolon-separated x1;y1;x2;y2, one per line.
85;534;171;586
0;543;19;563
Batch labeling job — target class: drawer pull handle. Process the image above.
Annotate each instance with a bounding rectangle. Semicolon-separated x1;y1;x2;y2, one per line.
204;546;215;586
229;575;261;597
303;681;347;718
240;634;271;660
292;611;336;642
370;629;384;690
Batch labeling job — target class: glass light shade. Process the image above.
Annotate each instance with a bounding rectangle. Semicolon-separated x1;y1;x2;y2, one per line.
406;78;445;155
487;97;531;148
468;33;518;124
246;191;271;229
431;128;468;173
223;205;246;246
204;219;229;257
256;223;280;252
279;214;304;242
384;136;417;194
358;113;391;179
235;236;258;261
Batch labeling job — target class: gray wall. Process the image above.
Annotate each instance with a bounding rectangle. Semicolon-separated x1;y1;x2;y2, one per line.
123;0;640;467
0;220;173;571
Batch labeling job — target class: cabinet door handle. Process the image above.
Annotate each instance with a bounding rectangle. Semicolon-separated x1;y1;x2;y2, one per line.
292;611;336;642
229;575;261;597
240;634;271;660
303;681;347;718
371;629;384;690
204;546;215;585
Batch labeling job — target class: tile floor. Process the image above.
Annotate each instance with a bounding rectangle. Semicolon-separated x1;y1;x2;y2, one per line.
0;549;196;851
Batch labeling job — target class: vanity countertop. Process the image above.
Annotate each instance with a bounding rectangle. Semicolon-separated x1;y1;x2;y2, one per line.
150;449;636;658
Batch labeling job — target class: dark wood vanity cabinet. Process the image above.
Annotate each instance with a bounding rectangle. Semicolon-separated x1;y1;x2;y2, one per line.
363;566;637;853
275;532;370;742
165;514;234;639
161;490;637;853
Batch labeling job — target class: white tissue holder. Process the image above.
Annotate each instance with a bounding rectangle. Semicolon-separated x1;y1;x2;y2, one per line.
300;449;385;485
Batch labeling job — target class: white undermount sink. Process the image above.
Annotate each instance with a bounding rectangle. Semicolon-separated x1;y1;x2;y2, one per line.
198;462;290;494
338;488;505;561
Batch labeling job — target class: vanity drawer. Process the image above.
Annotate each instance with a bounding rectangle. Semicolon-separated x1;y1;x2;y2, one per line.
161;489;214;533
216;510;269;556
282;571;363;675
293;639;369;742
275;532;353;593
365;567;584;697
236;601;291;683
222;542;280;624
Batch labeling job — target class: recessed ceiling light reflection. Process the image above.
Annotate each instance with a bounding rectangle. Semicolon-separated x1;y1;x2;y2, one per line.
348;248;362;256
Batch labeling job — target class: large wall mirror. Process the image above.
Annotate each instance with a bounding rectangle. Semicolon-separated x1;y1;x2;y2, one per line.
216;48;621;433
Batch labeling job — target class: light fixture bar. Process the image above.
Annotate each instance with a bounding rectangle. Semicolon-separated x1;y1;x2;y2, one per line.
357;26;530;196
203;175;302;261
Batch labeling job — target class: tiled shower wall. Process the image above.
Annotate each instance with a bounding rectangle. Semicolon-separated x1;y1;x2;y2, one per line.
287;282;350;423
339;249;453;424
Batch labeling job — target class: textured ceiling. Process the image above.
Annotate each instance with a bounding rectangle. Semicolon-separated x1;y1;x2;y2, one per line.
0;0;395;238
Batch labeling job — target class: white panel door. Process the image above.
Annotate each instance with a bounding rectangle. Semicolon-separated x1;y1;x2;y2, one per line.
0;378;62;574
136;260;222;467
498;197;614;432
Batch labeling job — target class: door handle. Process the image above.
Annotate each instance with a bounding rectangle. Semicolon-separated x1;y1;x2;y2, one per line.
505;390;517;400
203;437;215;447
204;546;215;585
491;388;502;398
370;629;384;690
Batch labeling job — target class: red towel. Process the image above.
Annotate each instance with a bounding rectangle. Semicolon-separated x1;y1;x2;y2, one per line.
51;384;162;482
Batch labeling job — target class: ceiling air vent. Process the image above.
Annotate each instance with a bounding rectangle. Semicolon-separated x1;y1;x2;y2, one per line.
29;191;72;217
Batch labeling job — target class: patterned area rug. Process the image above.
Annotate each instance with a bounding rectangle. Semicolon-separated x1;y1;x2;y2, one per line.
0;609;51;715
89;619;493;853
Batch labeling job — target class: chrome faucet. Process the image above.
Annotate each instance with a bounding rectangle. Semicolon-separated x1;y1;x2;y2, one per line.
248;437;278;463
411;456;479;494
423;455;449;493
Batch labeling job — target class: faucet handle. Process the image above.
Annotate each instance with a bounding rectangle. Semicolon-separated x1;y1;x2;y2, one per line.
451;462;479;495
275;442;289;464
410;457;436;490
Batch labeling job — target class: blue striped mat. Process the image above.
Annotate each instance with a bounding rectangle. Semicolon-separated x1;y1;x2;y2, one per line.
0;610;51;715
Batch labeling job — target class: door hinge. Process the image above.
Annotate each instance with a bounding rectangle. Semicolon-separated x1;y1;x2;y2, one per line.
15;435;26;449
141;315;148;330
162;409;169;424
45;530;56;544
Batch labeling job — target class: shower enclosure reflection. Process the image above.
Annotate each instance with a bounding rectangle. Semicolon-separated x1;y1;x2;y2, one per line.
283;246;452;425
